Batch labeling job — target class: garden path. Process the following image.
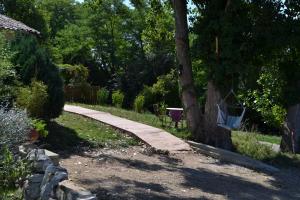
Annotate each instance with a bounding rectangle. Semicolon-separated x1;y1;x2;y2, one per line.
64;105;191;153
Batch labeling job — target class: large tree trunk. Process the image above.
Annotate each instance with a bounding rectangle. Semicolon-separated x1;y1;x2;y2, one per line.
173;0;205;141
280;104;300;153
204;81;233;150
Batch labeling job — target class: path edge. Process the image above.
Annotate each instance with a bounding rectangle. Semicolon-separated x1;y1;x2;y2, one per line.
188;140;280;173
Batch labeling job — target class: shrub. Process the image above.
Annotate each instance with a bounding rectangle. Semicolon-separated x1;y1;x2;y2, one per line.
97;88;109;105
134;95;145;113
0;33;19;107
16;81;49;119
32;119;48;138
112;90;124;108
0;145;30;196
152;70;181;107
141;86;156;110
0;106;31;147
12;35;65;119
58;64;89;85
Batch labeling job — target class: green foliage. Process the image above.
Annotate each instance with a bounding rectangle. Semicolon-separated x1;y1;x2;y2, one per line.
191;0;300;131
112;90;124;108
36;0;77;38
12;35;65;119
134;94;145;113
0;32;19;106
0;146;30;194
151;69;180;107
97;88;109;105
58;64;89;85
31;119;48;138
52;24;92;64
140;86;155;110
16;81;49;119
245;66;286;128
142;0;174;55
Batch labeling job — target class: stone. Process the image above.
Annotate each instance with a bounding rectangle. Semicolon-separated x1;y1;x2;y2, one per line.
24;148;94;200
40;164;68;200
24;174;44;200
19;143;36;156
56;180;97;200
27;149;53;173
45;149;60;166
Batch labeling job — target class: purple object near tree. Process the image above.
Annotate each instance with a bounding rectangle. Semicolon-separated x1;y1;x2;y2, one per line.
167;108;184;128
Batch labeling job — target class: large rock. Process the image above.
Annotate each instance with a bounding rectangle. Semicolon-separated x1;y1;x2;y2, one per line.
24;174;44;200
56;180;97;200
27;149;53;173
45;149;60;166
40;164;68;200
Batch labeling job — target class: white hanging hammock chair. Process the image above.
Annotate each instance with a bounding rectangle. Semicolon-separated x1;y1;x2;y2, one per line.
217;89;246;130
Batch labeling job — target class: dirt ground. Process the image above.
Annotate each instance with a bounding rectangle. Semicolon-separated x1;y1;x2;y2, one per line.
60;146;300;200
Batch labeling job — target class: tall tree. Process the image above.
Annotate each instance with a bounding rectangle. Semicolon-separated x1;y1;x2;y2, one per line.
173;0;233;149
173;0;206;144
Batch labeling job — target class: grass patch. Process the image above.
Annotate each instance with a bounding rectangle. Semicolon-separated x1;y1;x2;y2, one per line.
255;133;281;144
72;103;191;139
232;131;300;168
232;132;277;160
45;112;138;152
233;131;281;144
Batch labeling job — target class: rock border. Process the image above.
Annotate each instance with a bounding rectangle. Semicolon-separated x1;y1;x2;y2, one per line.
19;145;97;200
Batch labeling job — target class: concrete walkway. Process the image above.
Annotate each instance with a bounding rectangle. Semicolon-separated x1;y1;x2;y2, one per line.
64;105;191;153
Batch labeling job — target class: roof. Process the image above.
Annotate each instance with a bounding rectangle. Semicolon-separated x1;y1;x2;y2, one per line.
0;14;40;35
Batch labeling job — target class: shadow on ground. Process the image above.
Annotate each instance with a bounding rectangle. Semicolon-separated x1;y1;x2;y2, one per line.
42;121;94;157
66;151;300;200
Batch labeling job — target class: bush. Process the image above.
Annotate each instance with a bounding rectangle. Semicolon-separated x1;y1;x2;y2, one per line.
134;95;145;113
112;90;124;108
32;119;48;138
141;86;156;110
0;146;30;197
0;33;19;107
0;106;31;147
58;64;89;85
16;81;48;119
12;35;65;119
142;69;181;109
97;88;109;105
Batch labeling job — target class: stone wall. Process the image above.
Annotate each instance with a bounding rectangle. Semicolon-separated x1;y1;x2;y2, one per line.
21;147;96;200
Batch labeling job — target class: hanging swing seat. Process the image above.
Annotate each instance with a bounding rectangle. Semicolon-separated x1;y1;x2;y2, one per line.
217;89;246;130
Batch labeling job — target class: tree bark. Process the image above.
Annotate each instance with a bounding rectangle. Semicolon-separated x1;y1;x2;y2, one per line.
173;0;205;141
280;104;300;153
204;81;233;150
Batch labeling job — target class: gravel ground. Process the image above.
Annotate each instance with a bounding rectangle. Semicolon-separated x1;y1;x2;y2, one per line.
60;146;300;200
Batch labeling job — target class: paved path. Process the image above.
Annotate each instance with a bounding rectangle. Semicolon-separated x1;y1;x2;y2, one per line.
64;105;191;153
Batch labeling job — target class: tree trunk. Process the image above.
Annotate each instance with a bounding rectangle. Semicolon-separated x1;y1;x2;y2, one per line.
173;0;205;141
204;81;233;150
280;104;300;153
